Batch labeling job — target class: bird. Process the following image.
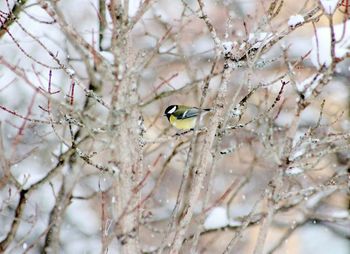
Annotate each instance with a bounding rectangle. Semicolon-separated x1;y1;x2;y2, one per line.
164;105;211;130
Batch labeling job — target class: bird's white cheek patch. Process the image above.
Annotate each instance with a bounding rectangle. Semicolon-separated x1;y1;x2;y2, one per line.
167;106;177;114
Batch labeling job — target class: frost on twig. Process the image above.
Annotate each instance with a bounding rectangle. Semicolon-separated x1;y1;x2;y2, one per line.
288;14;305;28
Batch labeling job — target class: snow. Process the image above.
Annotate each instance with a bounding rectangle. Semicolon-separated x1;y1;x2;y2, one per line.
311;20;350;68
62;237;103;254
331;209;350;218
247;32;273;49
203;206;244;230
341;119;350;130
320;0;340;14
153;7;171;23
299;106;324;126
11;160;52;189
275;111;293;127
204;207;229;229
288;15;305;27
230;106;242;117
290;147;306;161
239;42;247;50
190;36;215;58
100;29;112;50
222;41;234;54
65;200;100;235
66;68;76;76
285;167;304;175
100;51;114;64
296;73;324;98
235;0;256;15
128;0;141;16
299;224;349;254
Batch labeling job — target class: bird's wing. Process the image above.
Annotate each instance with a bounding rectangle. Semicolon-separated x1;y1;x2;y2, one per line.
177;108;201;119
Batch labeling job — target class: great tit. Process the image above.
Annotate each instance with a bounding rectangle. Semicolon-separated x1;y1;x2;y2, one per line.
164;105;211;130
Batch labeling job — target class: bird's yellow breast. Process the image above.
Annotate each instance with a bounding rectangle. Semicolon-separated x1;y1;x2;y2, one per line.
169;115;197;130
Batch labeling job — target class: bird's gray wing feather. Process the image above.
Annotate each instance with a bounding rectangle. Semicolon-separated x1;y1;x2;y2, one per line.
176;108;201;119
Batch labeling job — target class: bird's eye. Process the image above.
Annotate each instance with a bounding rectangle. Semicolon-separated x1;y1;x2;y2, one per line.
167;106;177;114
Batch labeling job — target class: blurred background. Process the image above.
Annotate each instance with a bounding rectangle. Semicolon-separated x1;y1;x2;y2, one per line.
0;0;349;253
